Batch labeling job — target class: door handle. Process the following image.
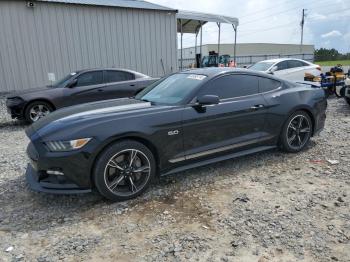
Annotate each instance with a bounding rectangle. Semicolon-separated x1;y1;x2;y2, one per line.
130;84;135;87
97;89;104;92
250;104;265;110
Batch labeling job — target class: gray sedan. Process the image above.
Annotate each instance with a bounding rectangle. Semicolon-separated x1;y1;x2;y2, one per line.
6;68;158;123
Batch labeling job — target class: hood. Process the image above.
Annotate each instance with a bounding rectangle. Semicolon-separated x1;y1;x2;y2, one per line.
8;86;54;98
26;98;154;137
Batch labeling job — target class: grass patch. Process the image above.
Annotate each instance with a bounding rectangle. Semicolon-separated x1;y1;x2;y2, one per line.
316;60;350;66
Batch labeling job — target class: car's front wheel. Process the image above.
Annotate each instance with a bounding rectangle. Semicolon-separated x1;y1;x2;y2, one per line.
93;140;156;201
24;101;53;123
280;111;313;153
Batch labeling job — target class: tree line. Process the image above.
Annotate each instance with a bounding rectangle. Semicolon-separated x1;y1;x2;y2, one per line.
315;48;350;62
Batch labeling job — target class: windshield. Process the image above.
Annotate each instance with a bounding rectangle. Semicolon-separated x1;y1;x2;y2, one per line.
249;62;275;71
52;72;77;87
135;73;207;105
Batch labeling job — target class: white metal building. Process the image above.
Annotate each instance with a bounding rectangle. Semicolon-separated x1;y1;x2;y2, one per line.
0;0;178;92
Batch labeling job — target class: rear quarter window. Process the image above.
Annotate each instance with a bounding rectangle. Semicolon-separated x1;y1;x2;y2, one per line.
105;71;135;83
259;77;281;93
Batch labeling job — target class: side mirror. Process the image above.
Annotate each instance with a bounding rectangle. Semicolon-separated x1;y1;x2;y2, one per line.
196;95;219;106
66;79;77;88
269;66;278;74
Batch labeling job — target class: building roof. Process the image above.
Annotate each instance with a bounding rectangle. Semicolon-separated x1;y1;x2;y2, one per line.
177;10;239;34
37;0;176;11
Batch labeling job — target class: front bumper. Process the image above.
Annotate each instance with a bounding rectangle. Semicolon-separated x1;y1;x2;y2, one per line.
26;164;91;194
6;98;26;119
25;138;96;194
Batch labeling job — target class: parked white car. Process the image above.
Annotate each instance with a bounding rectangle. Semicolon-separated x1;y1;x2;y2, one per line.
248;58;321;81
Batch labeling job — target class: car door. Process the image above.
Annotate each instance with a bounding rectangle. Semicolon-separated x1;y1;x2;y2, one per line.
101;70;139;99
63;70;104;106
181;74;268;159
286;60;309;81
258;76;284;141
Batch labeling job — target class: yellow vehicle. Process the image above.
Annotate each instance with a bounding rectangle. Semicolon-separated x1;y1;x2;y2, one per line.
305;64;347;97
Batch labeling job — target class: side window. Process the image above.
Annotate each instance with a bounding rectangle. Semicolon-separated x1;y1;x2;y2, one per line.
76;71;103;87
259;77;281;93
298;60;309;66
276;61;289;71
198;74;259;99
288;60;304;68
105;71;135;83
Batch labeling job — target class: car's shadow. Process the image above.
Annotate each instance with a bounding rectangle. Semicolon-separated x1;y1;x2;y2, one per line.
334;98;350;115
0;140;319;232
0;119;27;129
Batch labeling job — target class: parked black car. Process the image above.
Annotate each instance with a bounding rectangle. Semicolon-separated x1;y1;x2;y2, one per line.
25;68;327;201
6;68;157;123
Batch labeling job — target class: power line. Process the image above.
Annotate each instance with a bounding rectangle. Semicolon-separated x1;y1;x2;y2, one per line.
238;22;296;37
236;6;350;39
238;0;295;19
239;0;328;26
180;4;350;47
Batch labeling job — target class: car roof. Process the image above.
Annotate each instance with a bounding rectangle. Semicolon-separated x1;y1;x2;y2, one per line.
256;58;311;64
76;68;150;77
180;67;281;79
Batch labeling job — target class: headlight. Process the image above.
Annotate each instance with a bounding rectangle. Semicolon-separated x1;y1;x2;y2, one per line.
45;138;92;152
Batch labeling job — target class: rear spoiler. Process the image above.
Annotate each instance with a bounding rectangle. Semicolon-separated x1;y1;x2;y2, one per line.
295;81;321;88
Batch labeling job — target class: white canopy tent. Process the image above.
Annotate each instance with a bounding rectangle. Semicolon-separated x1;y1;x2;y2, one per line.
177;10;239;69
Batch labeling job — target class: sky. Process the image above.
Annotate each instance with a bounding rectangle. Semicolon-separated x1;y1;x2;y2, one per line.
149;0;350;53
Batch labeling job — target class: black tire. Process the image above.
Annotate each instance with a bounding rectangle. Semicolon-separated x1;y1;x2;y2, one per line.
93;140;156;201
280;111;313;153
24;101;54;123
346;97;350;106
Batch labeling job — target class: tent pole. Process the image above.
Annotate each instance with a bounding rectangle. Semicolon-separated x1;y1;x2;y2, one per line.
195;31;198;68
233;24;237;66
180;19;183;70
217;22;221;63
200;21;203;68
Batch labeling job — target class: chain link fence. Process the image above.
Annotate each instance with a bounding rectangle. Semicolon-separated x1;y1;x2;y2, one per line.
179;53;314;69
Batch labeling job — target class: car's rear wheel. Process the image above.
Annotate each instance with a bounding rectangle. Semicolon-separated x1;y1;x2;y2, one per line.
280;111;313;153
24;101;53;123
93;140;156;201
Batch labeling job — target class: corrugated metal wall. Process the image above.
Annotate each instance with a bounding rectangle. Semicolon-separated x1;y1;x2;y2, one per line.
0;1;177;92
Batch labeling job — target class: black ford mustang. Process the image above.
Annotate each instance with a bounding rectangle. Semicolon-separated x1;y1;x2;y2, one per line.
25;68;327;201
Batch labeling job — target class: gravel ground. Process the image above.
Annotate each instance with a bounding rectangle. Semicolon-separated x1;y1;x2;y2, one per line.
0;96;349;262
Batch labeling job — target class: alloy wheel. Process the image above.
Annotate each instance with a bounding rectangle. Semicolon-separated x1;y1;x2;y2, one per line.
286;115;311;150
103;149;151;197
29;104;51;122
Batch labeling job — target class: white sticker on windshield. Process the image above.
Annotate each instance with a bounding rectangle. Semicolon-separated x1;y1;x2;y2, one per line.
187;74;207;81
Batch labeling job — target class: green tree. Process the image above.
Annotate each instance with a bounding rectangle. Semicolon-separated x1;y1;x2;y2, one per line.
314;48;349;61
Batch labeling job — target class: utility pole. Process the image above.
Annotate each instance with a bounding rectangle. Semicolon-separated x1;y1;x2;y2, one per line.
300;9;306;52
